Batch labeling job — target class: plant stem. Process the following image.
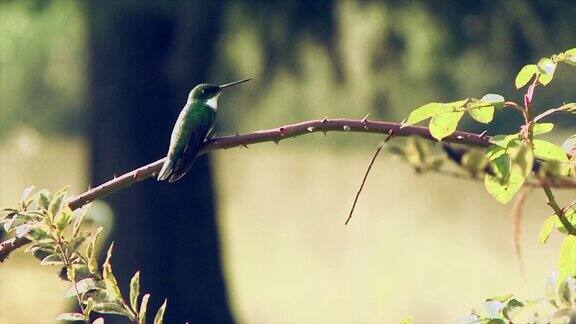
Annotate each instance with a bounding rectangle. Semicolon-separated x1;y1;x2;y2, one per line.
542;184;576;236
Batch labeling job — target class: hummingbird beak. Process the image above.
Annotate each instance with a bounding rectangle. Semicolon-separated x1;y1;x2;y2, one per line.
219;78;251;90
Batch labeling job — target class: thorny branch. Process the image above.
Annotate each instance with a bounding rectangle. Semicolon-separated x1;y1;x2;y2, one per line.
1;118;574;261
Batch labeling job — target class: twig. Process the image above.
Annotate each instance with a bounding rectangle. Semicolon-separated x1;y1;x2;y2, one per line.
0;118;572;261
345;132;394;225
541;184;576;236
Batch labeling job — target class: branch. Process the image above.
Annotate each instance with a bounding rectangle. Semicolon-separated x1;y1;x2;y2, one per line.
0;118;571;261
542;184;576;236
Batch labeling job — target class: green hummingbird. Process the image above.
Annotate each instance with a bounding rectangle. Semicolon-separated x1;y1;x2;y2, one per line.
157;78;250;182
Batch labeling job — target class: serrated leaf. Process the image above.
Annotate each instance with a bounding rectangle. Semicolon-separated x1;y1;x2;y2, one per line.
533;140;569;162
130;271;140;312
55;312;85;322
404;102;453;126
532;123;554;136
537;58;556;86
538;216;557;244
558;235;576;284
65;278;101;298
41;253;65;266
515;64;538;89
429;111;464;141
102;243;122;298
139;294;150;324
153;299;167;324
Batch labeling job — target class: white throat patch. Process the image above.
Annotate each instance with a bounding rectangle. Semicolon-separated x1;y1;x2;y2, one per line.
206;94;220;110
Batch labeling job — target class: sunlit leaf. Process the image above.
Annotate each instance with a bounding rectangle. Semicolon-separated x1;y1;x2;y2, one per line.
65;278;101;299
537;58;556;86
558;235;576;284
139;294;150;324
20;185;35;202
55;312;85;322
41;253;65;266
404;102;453;126
153;299;167;324
533;140;569;162
557;277;575;308
86;227;103;275
502;299;523;321
489;134;519;148
486;294;513;303
564;48;576;66
515;64;538;89
538;215;557;244
130;271;140;312
429;111;465;141
532;123;554;136
92;302;132;317
102;243;122;298
92;318;104;324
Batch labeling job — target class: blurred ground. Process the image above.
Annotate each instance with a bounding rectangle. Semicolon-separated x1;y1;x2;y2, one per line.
1;135;569;323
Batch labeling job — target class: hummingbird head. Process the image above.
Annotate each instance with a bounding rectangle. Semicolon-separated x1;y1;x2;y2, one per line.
188;78;250;109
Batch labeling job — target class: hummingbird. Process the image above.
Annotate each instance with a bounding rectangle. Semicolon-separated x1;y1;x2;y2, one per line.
157;78;250;182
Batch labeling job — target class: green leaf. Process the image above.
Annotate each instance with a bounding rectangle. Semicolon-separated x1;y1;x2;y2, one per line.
538;215;557;244
515;64;538;89
65;278;101;299
558;235;576;284
56;206;73;232
130;271;140;312
484;141;532;204
556;209;576;234
404;103;453;126
92;302;132;317
49;193;65;219
153;299;167;324
86;227;103;275
489;134;519;148
481;94;505;109
429;111;465;141
37;190;51;210
102;243;122;298
532;123;554;135
502;299;523;321
84;298;94;317
467;103;494;124
139;294;151;324
66;233;89;258
537;58;557;86
565;48;576;66
533;140;569;162
41;253;65;266
55;312;85;322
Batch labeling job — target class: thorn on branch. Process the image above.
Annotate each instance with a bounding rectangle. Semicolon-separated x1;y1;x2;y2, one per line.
343;125;351;131
307;127;315;132
362;113;370;123
321;117;328;123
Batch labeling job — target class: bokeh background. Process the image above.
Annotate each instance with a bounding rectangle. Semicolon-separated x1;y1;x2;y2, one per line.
1;1;575;323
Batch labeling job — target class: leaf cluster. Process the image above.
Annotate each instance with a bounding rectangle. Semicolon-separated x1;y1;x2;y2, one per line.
1;186;167;324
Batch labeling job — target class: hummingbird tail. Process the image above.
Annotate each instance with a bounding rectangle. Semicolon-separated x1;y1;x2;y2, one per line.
157;159;174;181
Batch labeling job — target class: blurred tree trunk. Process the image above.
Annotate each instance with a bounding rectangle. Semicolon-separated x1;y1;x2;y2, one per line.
86;2;232;323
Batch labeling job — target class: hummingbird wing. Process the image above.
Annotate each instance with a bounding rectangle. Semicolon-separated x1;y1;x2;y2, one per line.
167;124;211;182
